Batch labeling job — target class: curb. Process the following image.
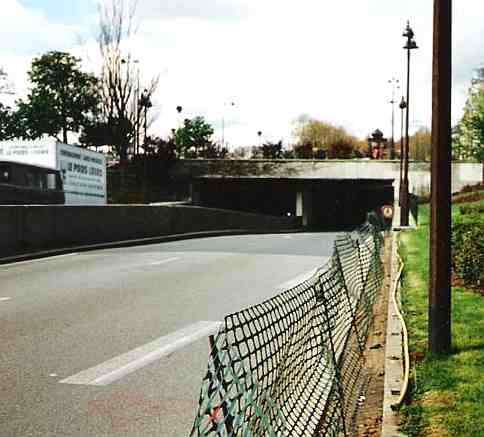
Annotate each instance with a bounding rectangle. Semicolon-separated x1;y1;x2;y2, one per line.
0;228;302;265
381;231;407;437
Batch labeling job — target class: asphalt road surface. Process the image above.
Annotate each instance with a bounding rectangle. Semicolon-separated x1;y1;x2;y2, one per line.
0;232;338;437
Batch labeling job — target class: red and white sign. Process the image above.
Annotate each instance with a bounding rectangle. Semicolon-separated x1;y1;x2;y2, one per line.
381;205;394;219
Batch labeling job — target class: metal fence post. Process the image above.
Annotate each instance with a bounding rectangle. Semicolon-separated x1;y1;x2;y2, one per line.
334;244;365;354
314;279;348;437
208;335;234;435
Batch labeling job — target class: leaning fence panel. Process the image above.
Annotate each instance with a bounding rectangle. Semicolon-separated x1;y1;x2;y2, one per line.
191;218;384;437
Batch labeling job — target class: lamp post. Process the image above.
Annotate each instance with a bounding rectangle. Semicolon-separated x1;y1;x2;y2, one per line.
133;60;140;156
222;101;235;149
401;21;418;227
399;96;407;205
389;78;400;159
138;89;152;202
139;89;152;149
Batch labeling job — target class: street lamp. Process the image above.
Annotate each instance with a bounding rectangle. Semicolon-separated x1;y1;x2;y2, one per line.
176;105;183;132
399;96;407;205
121;58;140;156
388;78;400;159
139;89;152;151
138;89;152;203
222;101;235;149
257;131;262;148
401;21;418;227
133;60;140;156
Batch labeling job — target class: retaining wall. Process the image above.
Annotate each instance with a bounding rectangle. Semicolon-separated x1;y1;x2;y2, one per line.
170;159;483;196
0;205;295;257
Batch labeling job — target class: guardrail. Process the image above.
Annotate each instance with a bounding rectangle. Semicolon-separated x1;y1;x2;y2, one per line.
190;215;384;436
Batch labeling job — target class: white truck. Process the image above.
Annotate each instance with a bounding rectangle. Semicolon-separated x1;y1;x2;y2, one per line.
0;139;107;204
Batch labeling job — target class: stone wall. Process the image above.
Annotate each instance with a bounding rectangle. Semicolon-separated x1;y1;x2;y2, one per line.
0;205;295;258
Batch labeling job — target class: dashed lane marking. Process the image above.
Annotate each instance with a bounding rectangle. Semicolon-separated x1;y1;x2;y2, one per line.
59;321;222;386
148;257;180;266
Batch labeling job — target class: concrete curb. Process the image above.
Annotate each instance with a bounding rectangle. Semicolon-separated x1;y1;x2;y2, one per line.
381;231;406;437
0;228;302;265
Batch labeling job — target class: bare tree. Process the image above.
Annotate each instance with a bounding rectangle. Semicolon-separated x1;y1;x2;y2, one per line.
94;0;159;162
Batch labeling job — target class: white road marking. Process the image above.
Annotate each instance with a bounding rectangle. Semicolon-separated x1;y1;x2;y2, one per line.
1;253;79;268
59;321;222;386
0;297;12;302
149;257;180;266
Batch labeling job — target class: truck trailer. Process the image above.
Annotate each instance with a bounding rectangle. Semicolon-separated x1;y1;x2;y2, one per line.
0;140;107;205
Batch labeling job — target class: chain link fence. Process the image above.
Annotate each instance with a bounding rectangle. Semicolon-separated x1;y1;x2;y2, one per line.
191;215;384;437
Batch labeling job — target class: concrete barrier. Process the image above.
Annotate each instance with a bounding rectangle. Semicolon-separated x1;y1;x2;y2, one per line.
0;204;296;258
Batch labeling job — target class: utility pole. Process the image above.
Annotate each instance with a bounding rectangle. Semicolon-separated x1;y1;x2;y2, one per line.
429;0;452;354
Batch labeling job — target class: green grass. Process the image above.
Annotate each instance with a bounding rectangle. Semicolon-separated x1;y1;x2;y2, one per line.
398;203;484;437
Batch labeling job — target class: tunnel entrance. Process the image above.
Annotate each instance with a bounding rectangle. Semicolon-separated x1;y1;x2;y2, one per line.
192;177;394;230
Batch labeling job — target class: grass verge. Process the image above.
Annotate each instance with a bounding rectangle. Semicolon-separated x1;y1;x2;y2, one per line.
398;203;484;437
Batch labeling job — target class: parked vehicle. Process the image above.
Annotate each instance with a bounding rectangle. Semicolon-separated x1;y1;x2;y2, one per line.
0;140;107;204
0;161;65;204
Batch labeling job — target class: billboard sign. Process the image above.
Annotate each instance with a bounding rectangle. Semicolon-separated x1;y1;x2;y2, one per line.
56;144;106;204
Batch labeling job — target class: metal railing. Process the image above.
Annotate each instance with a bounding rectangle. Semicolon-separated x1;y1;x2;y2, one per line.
191;216;384;436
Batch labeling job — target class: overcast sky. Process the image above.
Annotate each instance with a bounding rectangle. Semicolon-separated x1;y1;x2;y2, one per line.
1;0;484;149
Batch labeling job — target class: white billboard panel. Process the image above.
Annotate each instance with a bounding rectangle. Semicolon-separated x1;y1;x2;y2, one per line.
56;144;107;205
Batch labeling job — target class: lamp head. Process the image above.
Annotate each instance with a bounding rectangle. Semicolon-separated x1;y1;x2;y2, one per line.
403;21;414;39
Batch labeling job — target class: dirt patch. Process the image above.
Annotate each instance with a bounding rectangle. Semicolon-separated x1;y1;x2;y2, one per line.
424;421;453;437
355;233;392;437
421;392;456;409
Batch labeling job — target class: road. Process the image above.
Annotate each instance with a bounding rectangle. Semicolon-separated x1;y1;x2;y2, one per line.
0;232;338;436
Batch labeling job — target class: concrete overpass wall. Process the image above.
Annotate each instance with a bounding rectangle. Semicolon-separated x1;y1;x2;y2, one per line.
0;205;295;258
170;159;483;197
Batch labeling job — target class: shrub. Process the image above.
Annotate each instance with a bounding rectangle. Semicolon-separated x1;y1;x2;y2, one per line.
327;139;355;159
452;214;484;287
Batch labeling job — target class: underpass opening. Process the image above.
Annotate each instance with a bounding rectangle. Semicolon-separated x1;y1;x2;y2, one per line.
192;177;394;230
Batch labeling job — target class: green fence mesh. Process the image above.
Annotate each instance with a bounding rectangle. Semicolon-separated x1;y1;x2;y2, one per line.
191;218;384;437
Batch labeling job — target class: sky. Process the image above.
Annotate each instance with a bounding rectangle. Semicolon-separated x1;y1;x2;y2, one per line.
1;0;484;149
